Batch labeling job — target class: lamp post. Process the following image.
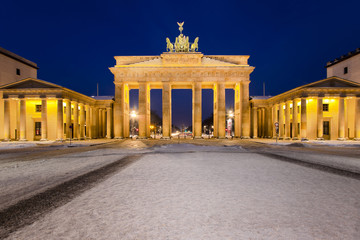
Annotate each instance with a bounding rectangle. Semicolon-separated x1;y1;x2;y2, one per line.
130;110;137;138
227;110;234;138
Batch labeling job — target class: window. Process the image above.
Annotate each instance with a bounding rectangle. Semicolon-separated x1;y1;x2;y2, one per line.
297;123;300;135
323;104;329;112
35;105;42;112
297;106;300;113
16;68;21;75
344;67;348;74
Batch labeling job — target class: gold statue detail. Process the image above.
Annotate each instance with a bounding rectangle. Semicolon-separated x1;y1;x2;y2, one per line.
190;37;199;52
177;22;184;34
165;22;199;53
166;38;174;52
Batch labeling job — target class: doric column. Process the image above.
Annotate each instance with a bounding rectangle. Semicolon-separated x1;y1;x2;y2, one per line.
213;84;218;137
93;107;99;138
3;99;10;141
317;97;324;140
272;105;277;138
355;97;360;140
300;98;307;140
107;107;112;139
85;105;91;138
241;81;250;138
234;83;241;137
98;109;102;138
266;107;272;138
279;103;284;139
139;83;150;138
89;107;94;138
102;108;107;138
57;99;64;141
292;99;298;139
73;101;79;140
40;98;47;141
218;83;226;138
19;99;27;141
162;82;172;139
261;108;266;137
252;107;258;138
193;82;202;139
114;84;122;138
285;101;291;140
79;103;85;139
64;99;71;139
338;96;345;140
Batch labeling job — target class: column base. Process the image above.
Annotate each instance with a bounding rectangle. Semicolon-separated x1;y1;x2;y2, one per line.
114;137;123;139
86;137;91;140
278;137;284;140
137;137;148;139
80;137;86;140
193;136;203;139
40;139;47;141
161;137;171;140
292;137;299;140
252;136;257;139
217;136;226;139
353;138;360;141
56;138;64;142
316;137;324;140
301;138;309;141
241;136;250;139
73;138;79;140
337;138;346;141
3;139;11;142
284;137;291;140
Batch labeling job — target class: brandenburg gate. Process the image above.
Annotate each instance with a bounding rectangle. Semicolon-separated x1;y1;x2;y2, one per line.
110;22;255;139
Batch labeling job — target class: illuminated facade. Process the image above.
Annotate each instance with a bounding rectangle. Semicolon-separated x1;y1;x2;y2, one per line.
251;77;360;140
110;23;255;139
1;32;360;141
0;78;113;141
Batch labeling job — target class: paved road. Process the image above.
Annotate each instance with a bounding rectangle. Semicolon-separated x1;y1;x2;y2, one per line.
0;140;359;239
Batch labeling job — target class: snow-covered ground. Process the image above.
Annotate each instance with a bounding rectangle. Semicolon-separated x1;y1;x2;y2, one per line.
6;144;360;240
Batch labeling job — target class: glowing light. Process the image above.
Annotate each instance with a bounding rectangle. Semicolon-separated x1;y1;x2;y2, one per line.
297;102;301;106
283;105;285;109
130;110;137;118
323;99;329;103
290;103;293;108
63;102;66;106
331;99;335;102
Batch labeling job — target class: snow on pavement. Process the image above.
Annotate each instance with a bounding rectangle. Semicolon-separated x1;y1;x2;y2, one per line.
6;145;360;240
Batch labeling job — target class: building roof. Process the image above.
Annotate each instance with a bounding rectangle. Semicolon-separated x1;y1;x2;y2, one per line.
91;96;114;100
325;48;360;68
0;47;39;69
267;77;360;102
250;96;272;100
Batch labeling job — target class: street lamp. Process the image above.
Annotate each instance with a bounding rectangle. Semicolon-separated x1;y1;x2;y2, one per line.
130;110;138;137
227;110;234;138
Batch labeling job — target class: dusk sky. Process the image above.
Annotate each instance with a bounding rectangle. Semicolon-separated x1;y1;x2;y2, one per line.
1;0;359;127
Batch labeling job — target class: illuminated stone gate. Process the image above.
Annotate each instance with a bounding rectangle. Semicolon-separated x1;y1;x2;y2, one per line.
110;23;255;139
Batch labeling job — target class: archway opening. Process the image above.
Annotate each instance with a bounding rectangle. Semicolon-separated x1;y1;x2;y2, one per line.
202;89;213;137
150;89;162;138
225;89;235;137
172;89;192;138
129;89;139;137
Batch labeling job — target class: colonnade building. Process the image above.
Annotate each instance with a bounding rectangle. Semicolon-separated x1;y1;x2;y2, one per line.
1;29;360;141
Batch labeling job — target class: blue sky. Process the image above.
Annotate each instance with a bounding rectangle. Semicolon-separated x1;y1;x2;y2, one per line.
1;0;359;127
